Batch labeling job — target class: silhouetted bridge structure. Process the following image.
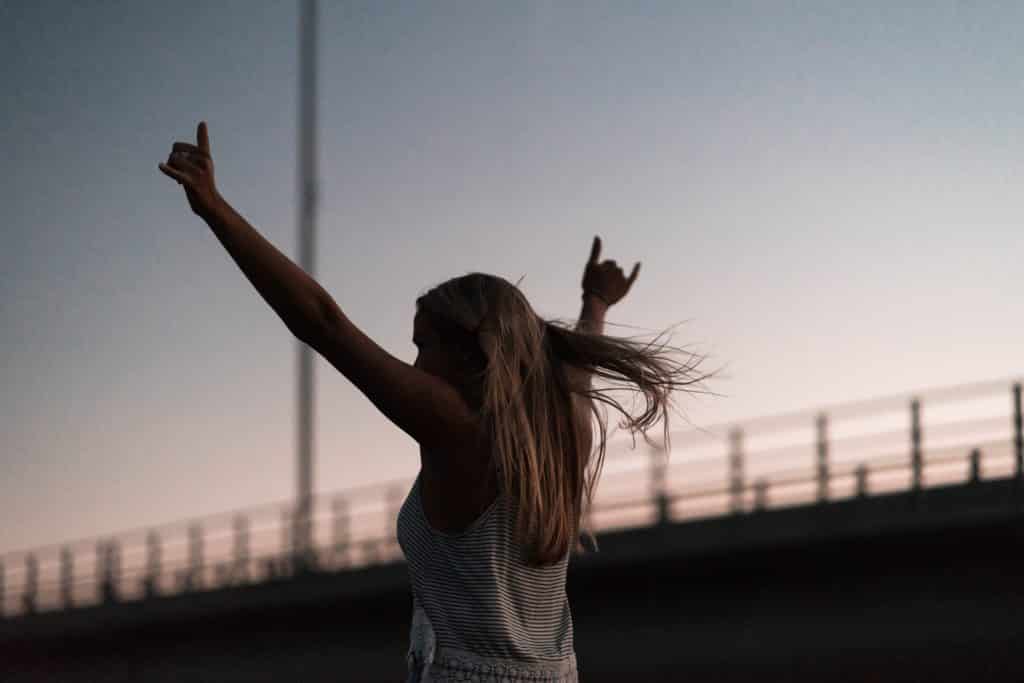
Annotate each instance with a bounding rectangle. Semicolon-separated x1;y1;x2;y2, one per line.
2;378;1023;682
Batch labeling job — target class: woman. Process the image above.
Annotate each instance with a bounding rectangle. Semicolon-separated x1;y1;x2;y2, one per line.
160;122;712;682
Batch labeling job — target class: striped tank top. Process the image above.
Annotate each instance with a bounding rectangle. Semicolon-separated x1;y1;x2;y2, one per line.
396;470;579;682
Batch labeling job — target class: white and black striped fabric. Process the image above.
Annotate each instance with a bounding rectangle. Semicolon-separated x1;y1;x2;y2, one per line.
396;470;576;664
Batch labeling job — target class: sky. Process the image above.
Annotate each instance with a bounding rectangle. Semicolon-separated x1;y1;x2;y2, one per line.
2;1;1022;557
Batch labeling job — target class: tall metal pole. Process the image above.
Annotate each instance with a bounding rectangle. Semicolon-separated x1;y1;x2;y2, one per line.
295;0;318;570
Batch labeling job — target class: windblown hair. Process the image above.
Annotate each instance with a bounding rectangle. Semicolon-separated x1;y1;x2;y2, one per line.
416;272;715;567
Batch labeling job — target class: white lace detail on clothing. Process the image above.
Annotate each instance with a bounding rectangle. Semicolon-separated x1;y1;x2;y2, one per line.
427;647;579;682
407;603;437;681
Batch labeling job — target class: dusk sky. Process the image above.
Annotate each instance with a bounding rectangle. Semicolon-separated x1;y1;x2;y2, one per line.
3;1;1022;556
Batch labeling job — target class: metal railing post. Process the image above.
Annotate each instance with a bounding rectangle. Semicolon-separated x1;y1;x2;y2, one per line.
753;479;769;511
23;554;38;614
969;448;981;483
110;540;121;602
584;496;596;545
816;413;829;503
855;464;869;498
280;508;293;577
911;398;923;491
100;540;120;604
650;442;670;524
95;541;105;601
144;531;161;598
188;524;203;591
332;497;349;567
729;428;745;514
1014;383;1022;479
60;546;73;609
294;498;318;574
233;516;249;584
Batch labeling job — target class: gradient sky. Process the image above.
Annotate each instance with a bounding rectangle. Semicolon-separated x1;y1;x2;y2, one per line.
2;1;1022;556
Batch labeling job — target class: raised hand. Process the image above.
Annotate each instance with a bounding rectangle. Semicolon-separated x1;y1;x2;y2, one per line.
581;236;640;307
158;121;222;220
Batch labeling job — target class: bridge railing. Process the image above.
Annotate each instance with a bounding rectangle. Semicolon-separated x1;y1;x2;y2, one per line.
2;378;1020;619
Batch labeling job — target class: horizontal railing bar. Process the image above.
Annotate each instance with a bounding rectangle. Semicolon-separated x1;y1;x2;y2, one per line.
616;376;1019;454
5;438;1009;572
3;378;1020;619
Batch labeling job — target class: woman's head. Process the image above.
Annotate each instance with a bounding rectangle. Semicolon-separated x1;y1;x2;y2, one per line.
415;272;715;566
413;273;526;411
412;307;485;404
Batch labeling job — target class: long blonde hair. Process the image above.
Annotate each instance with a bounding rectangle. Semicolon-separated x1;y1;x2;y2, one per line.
416;272;715;567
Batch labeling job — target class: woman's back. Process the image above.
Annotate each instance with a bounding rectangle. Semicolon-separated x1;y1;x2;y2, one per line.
397;469;578;682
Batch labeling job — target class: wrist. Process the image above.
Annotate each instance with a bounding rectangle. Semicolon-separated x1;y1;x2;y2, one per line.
200;190;229;225
582;290;611;308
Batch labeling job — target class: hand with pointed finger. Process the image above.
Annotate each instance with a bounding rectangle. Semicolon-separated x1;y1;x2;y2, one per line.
581;236;641;307
158;121;222;220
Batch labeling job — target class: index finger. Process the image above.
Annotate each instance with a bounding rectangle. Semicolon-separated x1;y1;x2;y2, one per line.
197;121;210;155
588;236;602;265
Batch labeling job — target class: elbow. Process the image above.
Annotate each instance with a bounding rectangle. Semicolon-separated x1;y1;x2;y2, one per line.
299;294;343;343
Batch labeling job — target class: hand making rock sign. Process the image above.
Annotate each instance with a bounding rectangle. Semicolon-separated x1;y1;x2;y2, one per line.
581;236;641;307
158;121;223;220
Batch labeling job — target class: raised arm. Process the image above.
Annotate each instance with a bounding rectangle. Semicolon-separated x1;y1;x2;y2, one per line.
576;236;639;333
569;236;640;391
158;122;329;341
158;121;482;463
